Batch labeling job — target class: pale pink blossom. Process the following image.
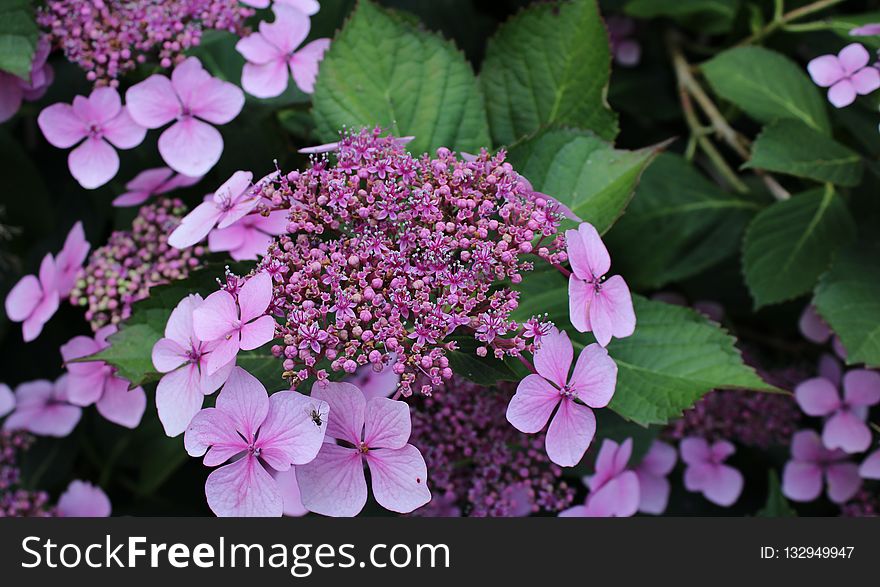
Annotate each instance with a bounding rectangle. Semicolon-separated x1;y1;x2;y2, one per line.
2;376;81;437
566;222;636;346
184;367;328;517
4;253;60;342
634;440;677;514
125;57;244;176
208;208;289;261
151;294;236;437
192;272;277;375
0;383;13;418
680;437;743;507
347;359;399;401
60;326;147;429
559;438;640;517
55;221;90;297
506;327;618;467
112;167;202;207
0;37;54;123
274;467;308;516
37;87;146;188
807;43;880;108
57;480;111;517
783;429;862;503
297;382;432;516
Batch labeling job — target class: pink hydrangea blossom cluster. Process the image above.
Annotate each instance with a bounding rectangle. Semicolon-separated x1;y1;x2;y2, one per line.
69;198;206;331
37;0;254;86
408;377;575;517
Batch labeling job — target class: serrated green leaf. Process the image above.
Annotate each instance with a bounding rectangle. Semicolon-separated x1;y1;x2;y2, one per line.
312;0;490;155
91;323;165;386
743;186;856;308
702;47;830;134
625;0;740;35
814;242;880;368
0;0;38;79
606;153;759;288
508;128;663;234
480;0;618;145
745;120;863;186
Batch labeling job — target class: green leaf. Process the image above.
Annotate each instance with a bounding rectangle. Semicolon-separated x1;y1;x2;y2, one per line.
90;323;164;386
756;471;797;517
480;0;618;145
507;128;664;234
0;0;38;79
702;47;830;134
606;153;759;289
743;186;856;308
745;120;863;186
625;0;740;35
312;0;490;155
446;336;521;387
814;242;880;368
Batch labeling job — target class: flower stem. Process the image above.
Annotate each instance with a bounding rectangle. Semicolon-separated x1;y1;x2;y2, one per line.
740;0;847;45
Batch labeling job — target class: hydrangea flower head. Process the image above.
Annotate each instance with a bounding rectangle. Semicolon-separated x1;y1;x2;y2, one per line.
506;327;618;467
113;167;202;208
2;376;81;438
5;253;59;342
559;438;640;517
0;37;54;123
680;437;743;507
57;480;111;517
807;43;880;108
782;429;861;503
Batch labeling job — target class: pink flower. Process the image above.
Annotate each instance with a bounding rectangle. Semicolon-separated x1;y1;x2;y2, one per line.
0;37;54;123
2;376;81;437
347;360;399;401
680;437;743;507
60;326;147;429
151;294;236;437
634;440;677;514
208;209;289;261
112;167;202;207
37;87;146;189
125;57;244;176
168;170;273;249
192;272;277;375
783;429;861;503
241;0;320;13
55;221;90;297
236;5;330;97
506;327;618;467
795;370;880;454
56;480;111;517
274;468;308;517
566;222;636;346
860;447;880;480
184;367;328;517
850;24;880;36
606;16;641;67
297;382;432;516
559;438;640;517
4;253;60;342
0;383;13;418
807;43;880;108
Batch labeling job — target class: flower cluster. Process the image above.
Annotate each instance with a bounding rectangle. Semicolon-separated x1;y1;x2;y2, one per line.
0;431;52;517
37;0;254;86
70;198;206;331
409;376;575;517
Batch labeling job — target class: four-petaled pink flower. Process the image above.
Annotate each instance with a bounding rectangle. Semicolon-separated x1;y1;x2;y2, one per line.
57;480;111;517
237;5;331;97
184;367;328;517
566;222;636;346
0;37;54;123
125;57;244;176
297;382;432;516
2;376;81;437
807;43;880;108
55;221;90;297
5;253;59;342
208;208;289;261
60;326;147;429
151;294;236;437
795;370;880;454
559;438;640;517
112;166;202;207
634;440;677;515
37;87;146;189
782;429;862;503
680;437;743;507
506;327;618;467
192;271;277;375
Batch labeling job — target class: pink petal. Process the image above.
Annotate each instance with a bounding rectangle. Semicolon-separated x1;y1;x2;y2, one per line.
850;23;880;36
96;378;146;429
850;65;880;94
61;344;106;406
798;305;831;343
363;397;411;450
828;79;857;108
125;74;181;128
238;272;273;323
782;461;823;502
158;171;203;193
791;429;825;462
206;335;240;376
533;327;573;388
208;223;247;255
0;77;24;123
350;361;399;400
101;108;146;149
240;315;276;351
366;444;432;513
4;381;81;437
184;407;247;466
274;467;308;516
112;190;151;207
858;449;880;479
545;399;596;467
568;275;593;333
842;369;880;406
506;374;560;434
57;480;111;517
5;274;41;322
151;338;188;373
166;294;201;345
838;43;870;74
193;290;237;342
199;354;235;395
0;383;13;418
256;391;329;469
794;377;840;416
82;87;122;124
168;200;222;249
68;137;119;189
215;367;269;441
583;470;640;516
680;437;711;465
290;39;331;94
236;32;281;65
55;222;89;296
569;342;617;408
37;102;87;148
128;167;175;192
188;76;244;125
311;381;366;445
589;275;636;346
688;462;743;506
242;59;290;99
589;438;622;491
159;117;223;177
710;439;736;461
558;505;589;517
297;443;367;517
156;364;204;437
566;224;608;280
825;462;862;503
205;455;282;517
636;471;670;515
639;440;677;476
277;0;320;15
807;54;845;87
261;5;310;55
822;409;872;453
215;226;274;261
216;171;260;229
818;353;842;386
